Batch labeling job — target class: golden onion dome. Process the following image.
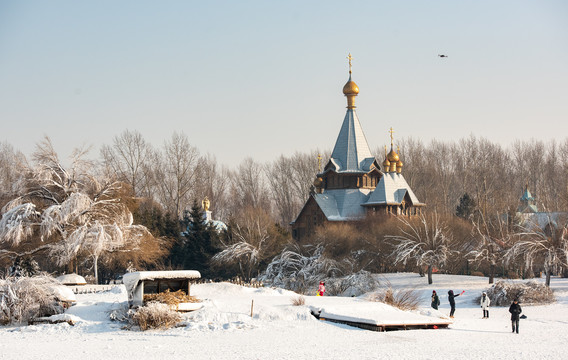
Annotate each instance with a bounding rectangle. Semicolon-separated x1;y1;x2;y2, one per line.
382;158;390;169
342;79;360;95
313;177;323;187
396;159;403;173
387;148;399;163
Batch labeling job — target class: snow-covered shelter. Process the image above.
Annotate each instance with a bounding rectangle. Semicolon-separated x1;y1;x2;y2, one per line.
56;274;87;286
123;270;201;309
291;55;425;240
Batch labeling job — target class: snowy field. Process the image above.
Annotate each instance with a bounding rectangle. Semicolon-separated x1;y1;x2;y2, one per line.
2;273;568;360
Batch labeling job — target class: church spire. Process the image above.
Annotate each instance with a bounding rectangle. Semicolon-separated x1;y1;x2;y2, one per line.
329;54;375;173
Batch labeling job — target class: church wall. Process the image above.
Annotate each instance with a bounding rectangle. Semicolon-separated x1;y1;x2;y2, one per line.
291;196;328;241
323;172;378;190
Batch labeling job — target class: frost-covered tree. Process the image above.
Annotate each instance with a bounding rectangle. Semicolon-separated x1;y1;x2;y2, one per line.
386;213;456;284
0;137;155;283
260;243;348;293
467;214;511;284
506;214;568;287
212;207;287;280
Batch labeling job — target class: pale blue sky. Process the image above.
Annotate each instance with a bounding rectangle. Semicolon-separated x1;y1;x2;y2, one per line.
1;1;567;166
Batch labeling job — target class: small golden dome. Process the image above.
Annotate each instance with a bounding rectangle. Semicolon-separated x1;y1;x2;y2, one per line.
343;80;359;95
396;160;403;173
313;177;323;187
382;158;390;169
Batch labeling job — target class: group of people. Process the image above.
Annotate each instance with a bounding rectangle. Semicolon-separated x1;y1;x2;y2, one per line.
317;282;522;333
431;289;523;333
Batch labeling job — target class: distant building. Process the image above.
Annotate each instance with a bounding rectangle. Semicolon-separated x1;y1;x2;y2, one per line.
290;55;425;241
516;185;567;233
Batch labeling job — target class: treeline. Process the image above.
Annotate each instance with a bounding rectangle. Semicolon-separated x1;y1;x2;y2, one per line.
1;132;567;284
3;132;567;227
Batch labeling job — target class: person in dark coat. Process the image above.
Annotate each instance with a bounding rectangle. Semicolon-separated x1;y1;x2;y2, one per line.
448;289;465;318
509;299;522;333
431;290;440;310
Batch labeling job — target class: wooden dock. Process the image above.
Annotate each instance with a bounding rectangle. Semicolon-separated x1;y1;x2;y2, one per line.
311;310;450;332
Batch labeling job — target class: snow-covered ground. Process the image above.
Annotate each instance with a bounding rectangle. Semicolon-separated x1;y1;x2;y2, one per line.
2;273;567;360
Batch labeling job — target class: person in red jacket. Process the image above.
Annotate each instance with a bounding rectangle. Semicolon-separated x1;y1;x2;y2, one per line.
317;281;326;296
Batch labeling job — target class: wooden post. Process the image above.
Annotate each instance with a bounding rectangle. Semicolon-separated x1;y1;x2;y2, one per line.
250;299;254;318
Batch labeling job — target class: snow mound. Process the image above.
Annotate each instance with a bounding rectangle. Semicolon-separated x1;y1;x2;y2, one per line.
50;284;76;303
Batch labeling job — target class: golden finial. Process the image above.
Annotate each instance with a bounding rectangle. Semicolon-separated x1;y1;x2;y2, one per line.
389;127;395;147
343;53;359;108
202;196;210;212
317;153;322;172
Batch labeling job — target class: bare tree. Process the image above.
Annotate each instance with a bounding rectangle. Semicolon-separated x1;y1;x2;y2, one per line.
153;132;199;218
386;212;456;284
0;142;27;202
229;158;270;213
193;154;230;221
265;155;299;226
100;130;153;197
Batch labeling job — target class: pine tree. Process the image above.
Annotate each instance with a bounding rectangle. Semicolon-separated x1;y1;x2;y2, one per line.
172;200;220;277
456;193;476;220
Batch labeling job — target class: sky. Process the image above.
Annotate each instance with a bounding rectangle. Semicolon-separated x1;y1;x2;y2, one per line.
1;1;567;167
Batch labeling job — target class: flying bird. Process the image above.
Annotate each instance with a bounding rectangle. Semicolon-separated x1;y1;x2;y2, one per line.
438;54;448;58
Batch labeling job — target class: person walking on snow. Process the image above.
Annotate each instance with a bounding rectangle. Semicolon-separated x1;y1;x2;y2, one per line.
480;292;491;318
317;281;326;296
431;290;440;310
448;289;465;318
509;299;522;333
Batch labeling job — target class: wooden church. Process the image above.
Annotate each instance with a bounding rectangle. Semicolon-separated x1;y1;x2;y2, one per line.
291;55;425;241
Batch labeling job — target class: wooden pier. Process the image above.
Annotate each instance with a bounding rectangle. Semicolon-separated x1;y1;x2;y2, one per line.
311;310;450;332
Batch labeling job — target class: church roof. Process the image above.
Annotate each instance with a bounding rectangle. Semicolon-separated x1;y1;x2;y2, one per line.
313;189;372;221
520;188;535;202
328;109;376;173
364;172;424;206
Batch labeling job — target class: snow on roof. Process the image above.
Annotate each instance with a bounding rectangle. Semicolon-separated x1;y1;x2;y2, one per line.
122;270;201;294
314;189;371;221
329;109;376;173
365;172;423;206
56;274;87;285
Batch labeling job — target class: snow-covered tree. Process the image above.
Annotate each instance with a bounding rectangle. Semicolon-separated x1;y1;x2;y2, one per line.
506;214;568;287
260;243;347;292
212;207;286;280
386;213;456;284
467;213;512;283
0;137;156;283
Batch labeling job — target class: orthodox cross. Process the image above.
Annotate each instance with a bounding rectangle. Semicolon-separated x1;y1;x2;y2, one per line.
317;153;322;172
347;53;353;74
389;127;395;146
